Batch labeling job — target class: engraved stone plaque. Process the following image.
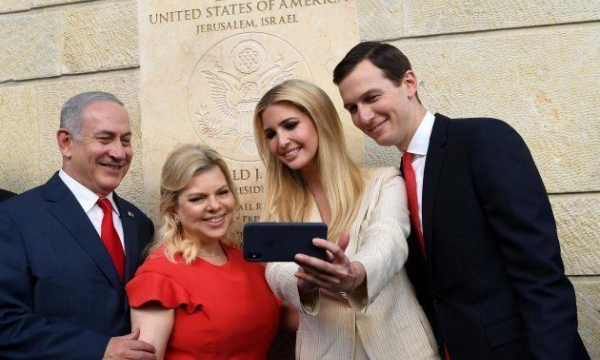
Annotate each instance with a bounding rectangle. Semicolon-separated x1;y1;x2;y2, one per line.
139;0;362;239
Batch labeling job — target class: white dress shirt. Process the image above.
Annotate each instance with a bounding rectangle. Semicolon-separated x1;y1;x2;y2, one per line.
404;111;435;231
59;169;126;251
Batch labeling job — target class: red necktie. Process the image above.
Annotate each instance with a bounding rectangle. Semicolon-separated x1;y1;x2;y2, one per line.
403;153;452;360
402;152;426;258
97;198;125;282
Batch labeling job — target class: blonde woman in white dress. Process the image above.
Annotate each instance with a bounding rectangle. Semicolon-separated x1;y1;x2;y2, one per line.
253;79;439;359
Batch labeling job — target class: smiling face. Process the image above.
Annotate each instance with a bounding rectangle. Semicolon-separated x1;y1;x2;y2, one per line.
174;166;235;244
60;100;132;197
261;101;319;173
337;60;424;151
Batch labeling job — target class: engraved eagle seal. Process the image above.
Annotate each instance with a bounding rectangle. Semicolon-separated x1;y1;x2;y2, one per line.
188;33;312;162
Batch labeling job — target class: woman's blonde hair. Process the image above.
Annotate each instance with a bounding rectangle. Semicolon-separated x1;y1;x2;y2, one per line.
253;79;364;242
150;144;239;264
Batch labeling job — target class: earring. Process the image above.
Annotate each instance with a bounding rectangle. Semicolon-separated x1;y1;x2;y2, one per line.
174;218;181;227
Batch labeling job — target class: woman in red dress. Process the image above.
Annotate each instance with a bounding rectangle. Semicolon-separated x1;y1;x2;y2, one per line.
126;144;280;360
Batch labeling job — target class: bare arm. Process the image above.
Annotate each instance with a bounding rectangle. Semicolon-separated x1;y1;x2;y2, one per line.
130;305;175;360
103;329;156;360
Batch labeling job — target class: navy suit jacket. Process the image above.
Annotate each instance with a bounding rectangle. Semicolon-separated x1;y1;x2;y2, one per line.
0;173;154;359
0;188;15;202
404;114;588;360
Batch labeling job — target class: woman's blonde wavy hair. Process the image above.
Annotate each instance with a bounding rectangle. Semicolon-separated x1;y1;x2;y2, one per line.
149;144;239;264
253;79;364;242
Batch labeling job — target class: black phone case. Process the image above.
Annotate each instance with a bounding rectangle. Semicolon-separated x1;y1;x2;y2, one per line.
243;222;327;262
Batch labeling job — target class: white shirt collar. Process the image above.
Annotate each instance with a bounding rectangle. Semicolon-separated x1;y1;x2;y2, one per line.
406;111;435;156
58;169;119;216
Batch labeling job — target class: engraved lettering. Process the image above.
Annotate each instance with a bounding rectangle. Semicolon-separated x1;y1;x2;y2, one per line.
148;9;202;24
279;0;345;8
239;203;255;210
196;19;257;34
238;185;264;194
232;169;252;180
242;215;261;222
256;0;275;11
261;14;298;26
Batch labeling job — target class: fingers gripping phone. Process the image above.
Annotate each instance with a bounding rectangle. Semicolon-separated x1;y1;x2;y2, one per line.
243;222;327;262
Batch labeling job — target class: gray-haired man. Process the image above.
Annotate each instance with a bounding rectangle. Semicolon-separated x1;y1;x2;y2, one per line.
0;92;156;359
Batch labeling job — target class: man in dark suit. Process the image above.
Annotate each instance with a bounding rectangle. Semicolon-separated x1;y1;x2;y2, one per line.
0;188;15;202
0;92;156;359
333;42;589;360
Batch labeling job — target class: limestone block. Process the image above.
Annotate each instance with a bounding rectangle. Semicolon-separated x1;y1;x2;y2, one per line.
392;24;600;193
571;277;600;359
0;13;61;82
20;70;147;212
357;0;402;41
32;0;89;8
550;195;600;276
0;86;41;193
356;0;600;40
403;0;600;37
62;1;139;74
0;0;31;13
0;0;88;13
364;136;401;167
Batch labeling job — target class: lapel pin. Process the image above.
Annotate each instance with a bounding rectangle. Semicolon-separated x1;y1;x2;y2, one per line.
127;211;135;218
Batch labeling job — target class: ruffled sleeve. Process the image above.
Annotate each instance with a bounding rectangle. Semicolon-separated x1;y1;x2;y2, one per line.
126;272;203;314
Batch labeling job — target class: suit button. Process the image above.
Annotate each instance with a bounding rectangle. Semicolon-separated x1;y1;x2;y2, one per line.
433;295;442;304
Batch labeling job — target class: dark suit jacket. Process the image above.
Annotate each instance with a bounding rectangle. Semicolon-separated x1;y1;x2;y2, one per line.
405;114;588;360
0;188;16;202
0;173;154;360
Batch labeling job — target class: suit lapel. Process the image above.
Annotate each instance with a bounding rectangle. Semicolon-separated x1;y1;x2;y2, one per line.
115;195;140;283
43;173;124;294
422;114;449;279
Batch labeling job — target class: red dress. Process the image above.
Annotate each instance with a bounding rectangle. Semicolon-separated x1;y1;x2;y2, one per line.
126;245;280;360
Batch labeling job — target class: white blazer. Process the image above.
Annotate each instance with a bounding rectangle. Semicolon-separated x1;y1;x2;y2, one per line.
266;167;440;359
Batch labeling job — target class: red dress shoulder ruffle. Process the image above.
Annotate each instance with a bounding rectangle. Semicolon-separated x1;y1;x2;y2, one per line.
126;270;202;313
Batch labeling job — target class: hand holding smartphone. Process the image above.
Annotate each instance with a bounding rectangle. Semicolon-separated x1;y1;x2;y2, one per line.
243;222;327;262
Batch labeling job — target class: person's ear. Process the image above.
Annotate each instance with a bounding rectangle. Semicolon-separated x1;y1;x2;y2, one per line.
57;129;73;159
402;70;419;98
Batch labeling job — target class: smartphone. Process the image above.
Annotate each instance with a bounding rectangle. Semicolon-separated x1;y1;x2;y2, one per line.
243;222;327;262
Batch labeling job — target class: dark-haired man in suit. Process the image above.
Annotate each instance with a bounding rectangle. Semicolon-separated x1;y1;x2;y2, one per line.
0;92;156;359
0;188;15;202
333;42;589;360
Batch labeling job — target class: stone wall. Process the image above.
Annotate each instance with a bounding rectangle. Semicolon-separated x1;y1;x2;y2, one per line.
0;0;598;357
